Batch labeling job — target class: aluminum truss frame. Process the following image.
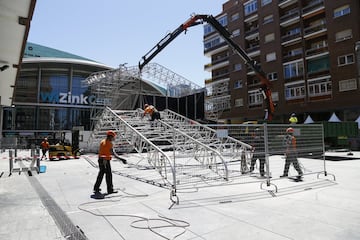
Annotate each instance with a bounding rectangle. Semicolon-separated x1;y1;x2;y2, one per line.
86;107;254;201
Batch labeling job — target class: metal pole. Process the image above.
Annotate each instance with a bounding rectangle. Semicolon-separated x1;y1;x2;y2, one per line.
263;123;271;186
9;150;13;175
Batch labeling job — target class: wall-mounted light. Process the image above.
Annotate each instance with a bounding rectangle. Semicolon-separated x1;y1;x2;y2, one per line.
0;65;9;71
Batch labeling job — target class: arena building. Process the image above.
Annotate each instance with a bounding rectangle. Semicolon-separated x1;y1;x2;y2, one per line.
1;42;204;149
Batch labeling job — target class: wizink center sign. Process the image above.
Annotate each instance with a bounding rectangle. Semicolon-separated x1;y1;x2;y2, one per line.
40;92;97;105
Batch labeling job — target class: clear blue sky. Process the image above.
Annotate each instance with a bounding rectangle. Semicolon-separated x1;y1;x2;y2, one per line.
28;0;226;87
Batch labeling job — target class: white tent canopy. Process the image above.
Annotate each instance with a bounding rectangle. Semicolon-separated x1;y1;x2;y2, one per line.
328;112;341;122
355;115;360;129
304;115;314;124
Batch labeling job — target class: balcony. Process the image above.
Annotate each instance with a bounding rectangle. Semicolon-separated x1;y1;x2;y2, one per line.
278;0;298;9
281;32;302;46
283;52;303;62
280;9;300;27
204;42;229;57
244;13;258;23
245;27;259;40
204;59;230;72
307;68;330;79
305;45;328;59
212;71;230;81
303;22;327;39
284;73;304;82
302;0;325;18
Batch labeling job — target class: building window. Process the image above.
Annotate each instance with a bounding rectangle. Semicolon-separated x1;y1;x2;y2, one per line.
204;24;213;35
244;0;258;16
334;5;350;18
307;56;329;74
287;48;303;57
232;29;240;37
248;90;263;106
267;72;278;81
339;79;357;92
283;60;304;79
266;52;276;62
235;98;244;107
264;33;275;43
308;77;332;97
263;14;273;24
285;81;305;100
338;54;354;66
204;36;224;50
271;92;279;101
234;80;243;89
217;15;228;26
231;13;240;21
204;15;227;35
261;0;272;6
335;29;352;42
287;27;301;36
234;63;242;71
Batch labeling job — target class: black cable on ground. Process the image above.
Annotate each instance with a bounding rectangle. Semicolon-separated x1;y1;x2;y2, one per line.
78;188;190;240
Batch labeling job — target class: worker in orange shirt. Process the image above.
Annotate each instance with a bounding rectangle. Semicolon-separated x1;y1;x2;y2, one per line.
93;130;118;195
40;138;50;160
143;104;161;121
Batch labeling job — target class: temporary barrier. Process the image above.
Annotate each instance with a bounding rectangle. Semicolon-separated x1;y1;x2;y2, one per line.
88;107;334;208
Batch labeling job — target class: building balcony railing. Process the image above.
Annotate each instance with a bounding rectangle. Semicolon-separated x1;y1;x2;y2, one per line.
212;72;230;81
305;45;328;58
281;32;302;43
307;68;330;78
284;74;304;82
278;0;298;9
204;42;228;57
245;27;259;38
283;52;303;62
246;45;260;54
204;56;230;71
280;9;300;26
302;0;324;16
303;22;326;38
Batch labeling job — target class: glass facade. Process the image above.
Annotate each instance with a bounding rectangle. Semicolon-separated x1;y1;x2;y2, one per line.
3;56;110;142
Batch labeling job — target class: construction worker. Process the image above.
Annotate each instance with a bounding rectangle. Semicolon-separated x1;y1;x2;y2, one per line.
289;113;298;124
93;130;118;195
40;138;49;160
249;128;265;177
280;127;303;179
143;104;161;121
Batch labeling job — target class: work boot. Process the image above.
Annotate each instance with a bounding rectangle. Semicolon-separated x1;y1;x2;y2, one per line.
107;189;118;195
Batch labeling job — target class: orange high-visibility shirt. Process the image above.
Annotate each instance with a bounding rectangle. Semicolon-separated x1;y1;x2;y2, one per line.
40;141;49;150
144;105;156;116
98;139;113;160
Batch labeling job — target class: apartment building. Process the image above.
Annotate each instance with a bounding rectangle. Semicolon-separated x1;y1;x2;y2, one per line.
204;0;360;123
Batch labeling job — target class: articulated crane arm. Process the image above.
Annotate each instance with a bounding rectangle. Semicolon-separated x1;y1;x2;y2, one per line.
138;14;275;121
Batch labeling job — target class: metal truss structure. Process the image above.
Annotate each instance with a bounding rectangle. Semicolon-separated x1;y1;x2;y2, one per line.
83;62;204;109
86;106;332;208
86;107;253;200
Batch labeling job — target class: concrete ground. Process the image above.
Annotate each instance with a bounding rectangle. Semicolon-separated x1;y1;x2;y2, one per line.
1;149;360;240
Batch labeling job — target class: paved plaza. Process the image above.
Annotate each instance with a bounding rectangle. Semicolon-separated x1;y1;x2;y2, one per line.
1;149;360;240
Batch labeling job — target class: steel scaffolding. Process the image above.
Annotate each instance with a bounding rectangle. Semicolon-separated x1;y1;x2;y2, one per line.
86;107;253;192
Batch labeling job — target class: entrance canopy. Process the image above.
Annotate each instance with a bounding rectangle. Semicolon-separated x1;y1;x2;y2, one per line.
0;0;36;106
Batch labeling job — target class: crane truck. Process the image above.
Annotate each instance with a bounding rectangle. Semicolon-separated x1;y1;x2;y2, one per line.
139;14;275;121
